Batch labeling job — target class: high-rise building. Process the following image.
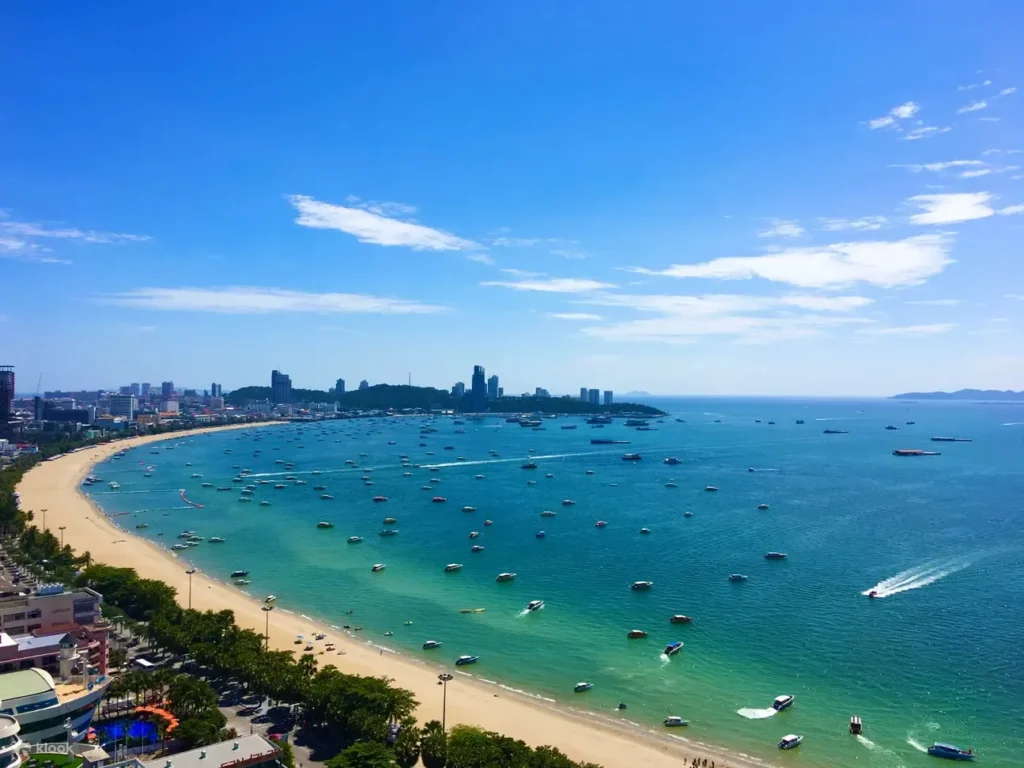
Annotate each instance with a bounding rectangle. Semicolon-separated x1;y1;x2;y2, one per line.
109;394;136;419
579;387;588;401
588;388;600;405
161;381;174;398
471;365;486;411
497;387;504;397
535;387;550;398
0;366;13;436
603;390;614;406
452;382;466;398
119;386;131;395
130;383;141;396
487;375;499;400
210;383;222;398
335;378;346;395
141;382;151;396
358;379;369;390
271;370;292;404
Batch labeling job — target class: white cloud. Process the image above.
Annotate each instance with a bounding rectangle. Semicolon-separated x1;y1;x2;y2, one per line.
905;298;962;306
481;278;615;293
1000;204;1024;216
466;253;496;266
998;87;1017;97
958;100;988;114
959;169;992;178
628;234;953;289
758;219;804;238
891;160;983;173
550;248;589;260
499;268;544;278
549;313;604;321
0;221;151;244
907;192;995;224
1005;294;1024;301
857;324;956;336
101;286;448;314
868;101;919;129
818;216;887;231
289;194;479;251
904;126;952;140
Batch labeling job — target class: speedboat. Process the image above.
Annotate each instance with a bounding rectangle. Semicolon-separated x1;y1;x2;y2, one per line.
758;503;770;510
778;734;803;750
379;529;398;537
561;499;575;506
705;485;718;492
347;536;363;543
631;581;653;590
683;511;693;517
595;520;607;528
471;545;484;552
670;615;692;624
432;496;447;503
621;453;642;461
317;521;334;528
527;600;544;611
455;655;478;666
772;694;795;711
265;595;276;604
136;523;149;529
383;517;397;524
574;682;593;692
765;552;787;559
496;572;516;582
484;520;493;526
422;640;442;650
927;743;975;760
521;461;538;469
729;574;748;581
320;494;334;500
541;510;556;517
536;531;546;538
664;716;689;727
372;563;387;572
209;537;225;543
462;506;476;512
373;496;388;502
260;500;272;506
468;531;480;539
664;457;681;465
867;589;879;598
663;641;683;656
627;629;647;638
849;715;862;735
445;563;463;572
231;570;249;578
664;482;677;488
640;527;650;534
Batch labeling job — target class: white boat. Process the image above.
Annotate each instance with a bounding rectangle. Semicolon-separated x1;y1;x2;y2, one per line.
631;581;653;590
372;563;386;572
729;573;748;582
526;600;544;611
260;500;272;506
445;563;463;572
664;716;689;727
496;572;516;582
209;537;225;543
772;694;795;711
347;536;363;543
778;734;803;750
422;640;442;649
265;595;276;604
108;482;120;489
574;682;593;692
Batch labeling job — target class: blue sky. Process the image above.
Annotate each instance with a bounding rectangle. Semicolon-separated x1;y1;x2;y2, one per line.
2;2;1023;396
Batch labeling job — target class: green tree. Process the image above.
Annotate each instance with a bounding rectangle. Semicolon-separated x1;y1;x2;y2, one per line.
325;741;396;768
109;648;128;669
166;674;218;719
272;738;296;768
173;716;221;749
419;720;447;768
392;719;420;768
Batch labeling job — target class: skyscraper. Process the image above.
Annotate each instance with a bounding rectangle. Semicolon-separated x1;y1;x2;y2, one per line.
211;383;222;398
130;383;141;396
335;378;346;394
603;390;614;406
487;375;499;400
271;370;292;404
141;383;151;396
109;394;136;419
580;387;588;401
452;381;465;398
471;365;486;411
0;367;13;436
588;388;600;405
161;381;174;398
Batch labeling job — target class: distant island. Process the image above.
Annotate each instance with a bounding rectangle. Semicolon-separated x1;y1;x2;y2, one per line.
891;389;1024;401
226;384;665;415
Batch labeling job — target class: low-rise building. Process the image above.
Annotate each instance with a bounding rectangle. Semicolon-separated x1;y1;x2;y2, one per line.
105;735;280;768
0;586;108;674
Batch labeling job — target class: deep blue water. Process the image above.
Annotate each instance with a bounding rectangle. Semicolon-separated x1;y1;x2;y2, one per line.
86;398;1024;767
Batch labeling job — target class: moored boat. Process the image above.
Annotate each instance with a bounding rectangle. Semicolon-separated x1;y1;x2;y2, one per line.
664;716;689;727
765;551;787;559
496;572;516;582
347;536;363;543
445;563;463;572
927;743;975;760
423;640;442;649
729;573;748;581
455;655;479;666
372;563;386;572
778;734;803;750
631;580;653;590
627;629;647;638
574;682;593;692
772;694;795;711
670;615;692;624
317;521;334;528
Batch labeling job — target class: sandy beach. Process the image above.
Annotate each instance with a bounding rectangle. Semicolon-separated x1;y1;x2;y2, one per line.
17;425;772;768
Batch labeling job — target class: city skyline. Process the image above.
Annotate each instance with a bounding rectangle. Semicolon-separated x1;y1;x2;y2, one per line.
2;5;1023;395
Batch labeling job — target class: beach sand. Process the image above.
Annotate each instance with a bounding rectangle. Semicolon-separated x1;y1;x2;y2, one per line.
18;425;771;768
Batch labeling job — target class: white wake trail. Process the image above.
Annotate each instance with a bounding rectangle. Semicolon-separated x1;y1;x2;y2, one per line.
862;559;971;598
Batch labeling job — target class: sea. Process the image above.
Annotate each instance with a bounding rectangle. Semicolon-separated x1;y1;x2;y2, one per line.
84;397;1024;767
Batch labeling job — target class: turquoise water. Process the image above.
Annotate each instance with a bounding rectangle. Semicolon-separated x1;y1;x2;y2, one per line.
86;398;1024;767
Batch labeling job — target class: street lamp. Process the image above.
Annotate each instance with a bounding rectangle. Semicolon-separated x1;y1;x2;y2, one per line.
41;508;48;532
63;716;73;753
185;568;196;609
59;526;67;547
262;605;274;650
437;673;454;732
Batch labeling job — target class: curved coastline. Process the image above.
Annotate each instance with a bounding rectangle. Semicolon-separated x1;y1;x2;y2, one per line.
18;424;772;768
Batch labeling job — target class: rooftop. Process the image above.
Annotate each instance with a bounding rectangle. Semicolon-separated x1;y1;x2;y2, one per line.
140;735;279;768
0;668;55;701
15;632;71;652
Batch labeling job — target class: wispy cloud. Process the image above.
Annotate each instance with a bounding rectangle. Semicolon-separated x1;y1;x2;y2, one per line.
905;298;962;306
549;312;603;321
481;278;615;293
907;192;1024;224
466;253;496;266
0;236;72;265
867;101;919;130
550;248;590;260
957;100;988;114
628;234;953;289
100;286;448;314
957;80;991;91
0;216;149;264
289;194;479;251
818;216;887;231
891;160;984;173
758;219;804;238
904;125;952;141
857;324;956;336
1005;294;1024;301
998;87;1017;97
499;268;544;278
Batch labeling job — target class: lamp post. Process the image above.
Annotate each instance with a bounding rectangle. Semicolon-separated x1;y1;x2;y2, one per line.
41;508;48;532
262;605;274;650
63;716;73;754
437;673;454;732
185;568;196;609
59;525;67;547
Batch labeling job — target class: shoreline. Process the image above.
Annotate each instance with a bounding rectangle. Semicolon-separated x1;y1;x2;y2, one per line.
18;424;774;768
